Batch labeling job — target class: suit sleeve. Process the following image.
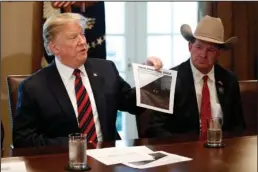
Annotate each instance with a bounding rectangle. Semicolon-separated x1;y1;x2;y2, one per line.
109;61;144;115
145;110;173;138
231;77;246;133
13;82;67;148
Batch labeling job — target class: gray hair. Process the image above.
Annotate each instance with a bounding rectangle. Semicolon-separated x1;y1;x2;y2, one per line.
43;13;87;55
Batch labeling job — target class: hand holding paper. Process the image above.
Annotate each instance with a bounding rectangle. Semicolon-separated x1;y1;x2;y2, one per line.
145;56;163;70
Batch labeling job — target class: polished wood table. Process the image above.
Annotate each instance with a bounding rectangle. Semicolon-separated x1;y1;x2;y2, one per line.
1;135;257;172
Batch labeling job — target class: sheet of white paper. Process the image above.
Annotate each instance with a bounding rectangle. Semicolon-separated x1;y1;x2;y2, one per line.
132;63;178;114
1;161;27;172
87;146;154;165
123;151;192;169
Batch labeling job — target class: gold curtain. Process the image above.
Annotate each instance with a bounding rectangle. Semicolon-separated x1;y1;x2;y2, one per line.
198;2;258;80
31;2;44;72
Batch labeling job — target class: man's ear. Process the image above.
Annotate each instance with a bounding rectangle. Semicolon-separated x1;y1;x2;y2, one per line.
49;42;59;56
214;49;221;61
188;42;193;51
216;50;221;58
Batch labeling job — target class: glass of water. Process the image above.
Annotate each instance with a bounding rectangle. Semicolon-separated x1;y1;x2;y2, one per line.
68;133;87;170
207;117;223;147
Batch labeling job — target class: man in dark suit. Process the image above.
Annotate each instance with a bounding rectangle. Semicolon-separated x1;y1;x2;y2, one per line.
13;13;162;148
145;15;246;139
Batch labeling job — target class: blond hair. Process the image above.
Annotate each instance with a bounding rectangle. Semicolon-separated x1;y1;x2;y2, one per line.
43;13;87;55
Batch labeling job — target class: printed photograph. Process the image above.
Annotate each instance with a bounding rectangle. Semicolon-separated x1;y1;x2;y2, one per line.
140;75;172;110
127;152;168;166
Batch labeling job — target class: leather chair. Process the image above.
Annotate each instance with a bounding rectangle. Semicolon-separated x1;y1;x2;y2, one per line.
6;75;29;122
6;75;29;149
239;80;258;135
1;122;4;155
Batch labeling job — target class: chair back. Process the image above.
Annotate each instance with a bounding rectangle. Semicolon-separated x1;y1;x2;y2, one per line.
6;75;29;124
1;122;4;151
239;80;258;135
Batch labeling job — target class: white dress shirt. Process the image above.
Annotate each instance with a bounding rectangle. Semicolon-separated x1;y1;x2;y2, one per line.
55;57;103;141
190;59;223;120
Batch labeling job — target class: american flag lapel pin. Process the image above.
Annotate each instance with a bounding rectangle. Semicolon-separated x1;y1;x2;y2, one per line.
219;87;224;94
217;81;224;94
218;80;223;86
93;73;98;76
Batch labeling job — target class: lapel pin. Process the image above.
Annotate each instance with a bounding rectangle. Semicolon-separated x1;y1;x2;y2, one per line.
218;80;223;86
93;73;98;76
218;87;224;94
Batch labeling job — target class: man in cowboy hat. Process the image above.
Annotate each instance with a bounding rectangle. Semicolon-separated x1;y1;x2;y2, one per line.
144;15;246;140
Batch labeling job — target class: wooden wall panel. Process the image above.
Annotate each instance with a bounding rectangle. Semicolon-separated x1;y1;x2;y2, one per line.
246;2;258;79
216;2;234;70
233;2;249;80
201;2;258;80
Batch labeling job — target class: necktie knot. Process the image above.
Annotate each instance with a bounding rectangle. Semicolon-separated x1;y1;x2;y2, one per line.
203;75;209;83
73;69;81;77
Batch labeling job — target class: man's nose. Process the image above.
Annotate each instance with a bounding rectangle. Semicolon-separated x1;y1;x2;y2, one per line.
78;34;86;45
200;50;208;58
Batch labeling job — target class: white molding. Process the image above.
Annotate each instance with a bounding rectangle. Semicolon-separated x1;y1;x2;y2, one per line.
105;2;198;140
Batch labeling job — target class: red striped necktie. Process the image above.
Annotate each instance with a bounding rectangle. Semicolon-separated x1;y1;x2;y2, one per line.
200;75;212;140
73;69;98;143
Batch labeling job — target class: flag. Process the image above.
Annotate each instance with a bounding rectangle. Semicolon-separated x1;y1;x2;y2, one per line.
42;1;106;65
42;2;60;65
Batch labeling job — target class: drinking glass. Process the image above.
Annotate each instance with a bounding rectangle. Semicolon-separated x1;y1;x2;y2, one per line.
207;117;223;147
68;133;87;170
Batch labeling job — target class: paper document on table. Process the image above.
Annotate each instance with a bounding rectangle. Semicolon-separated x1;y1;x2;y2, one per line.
123;151;192;169
87;146;154;165
1;161;27;172
132;63;178;114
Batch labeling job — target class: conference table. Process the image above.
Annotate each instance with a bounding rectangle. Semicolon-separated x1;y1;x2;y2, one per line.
1;135;257;172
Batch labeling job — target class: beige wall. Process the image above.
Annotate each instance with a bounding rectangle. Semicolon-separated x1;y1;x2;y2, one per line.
1;2;35;153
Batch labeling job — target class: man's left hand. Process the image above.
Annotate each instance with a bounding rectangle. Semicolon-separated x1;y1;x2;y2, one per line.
145;56;163;70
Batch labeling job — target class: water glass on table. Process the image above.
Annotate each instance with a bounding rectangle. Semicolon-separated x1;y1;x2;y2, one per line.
206;117;224;147
67;133;90;171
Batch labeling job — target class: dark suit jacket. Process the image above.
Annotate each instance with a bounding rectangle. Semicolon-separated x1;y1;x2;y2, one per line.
145;59;246;138
13;58;140;148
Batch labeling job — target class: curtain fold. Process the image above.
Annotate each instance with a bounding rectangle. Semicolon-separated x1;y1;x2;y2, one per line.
31;2;44;72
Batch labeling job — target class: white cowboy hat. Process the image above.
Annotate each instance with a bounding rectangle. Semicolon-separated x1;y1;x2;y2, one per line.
180;15;238;50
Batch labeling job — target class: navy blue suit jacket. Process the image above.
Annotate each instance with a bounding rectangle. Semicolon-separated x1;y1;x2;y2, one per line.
13;58;140;148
